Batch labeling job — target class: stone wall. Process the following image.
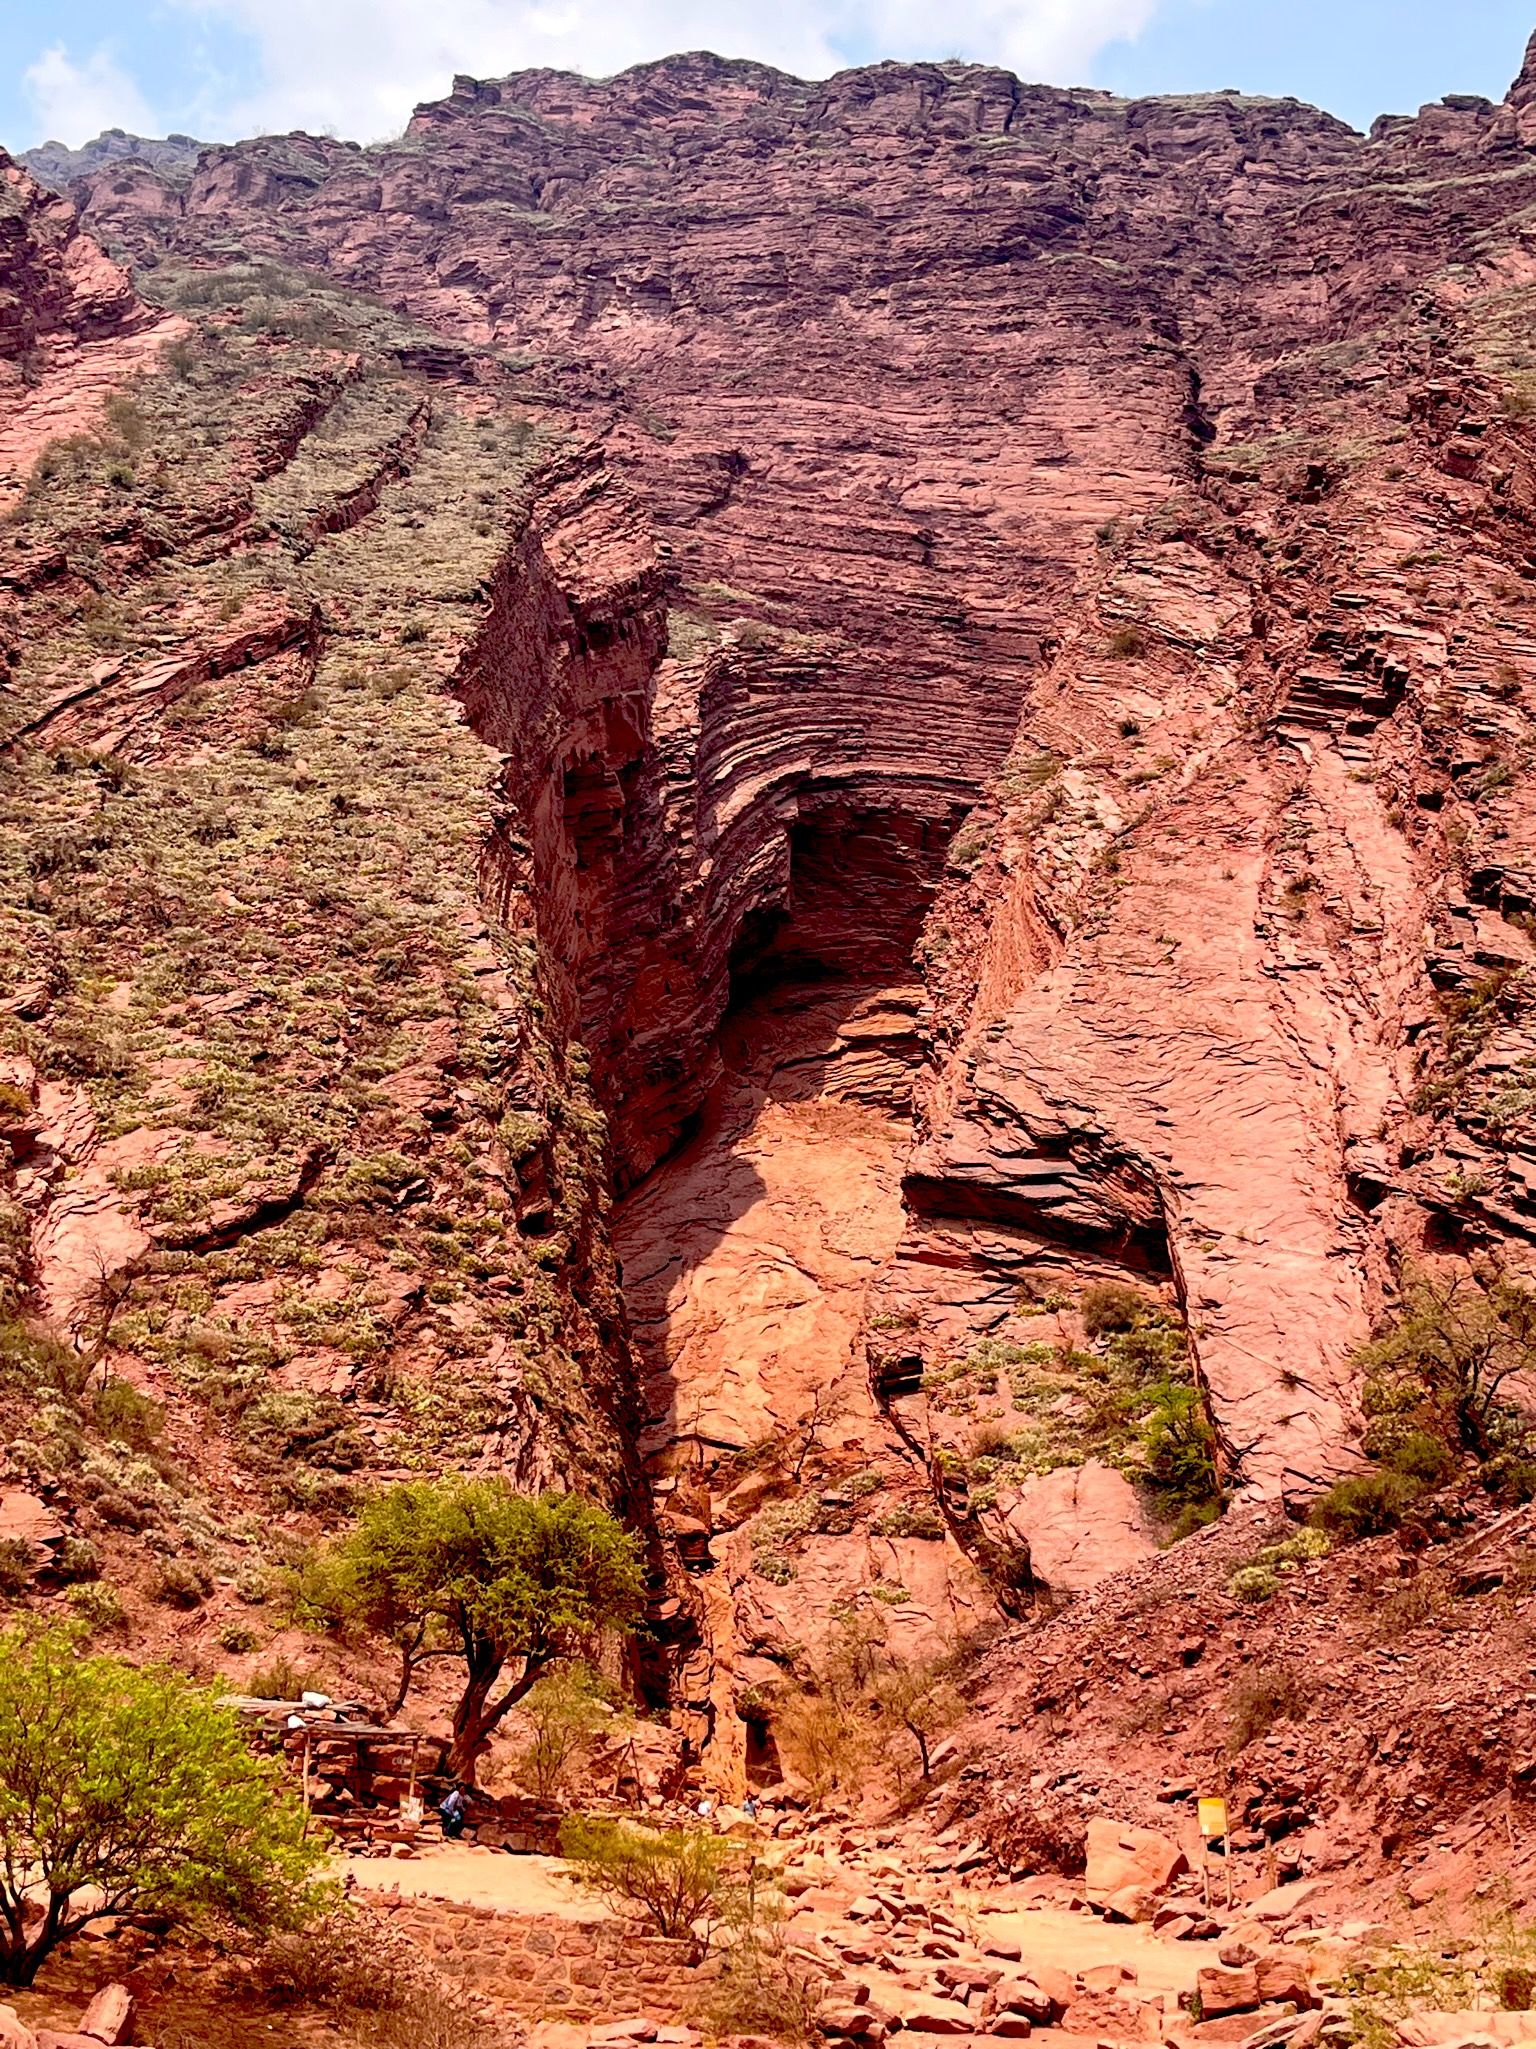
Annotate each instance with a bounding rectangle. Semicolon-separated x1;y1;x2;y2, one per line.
372;1897;713;2024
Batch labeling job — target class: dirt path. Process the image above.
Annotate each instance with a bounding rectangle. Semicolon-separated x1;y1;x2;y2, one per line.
348;1846;1220;2000
350;1846;607;1919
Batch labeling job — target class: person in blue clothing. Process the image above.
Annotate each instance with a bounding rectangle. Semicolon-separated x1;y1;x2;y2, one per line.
439;1785;468;1839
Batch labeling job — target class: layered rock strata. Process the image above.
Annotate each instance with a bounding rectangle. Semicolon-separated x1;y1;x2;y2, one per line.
13;37;1536;1776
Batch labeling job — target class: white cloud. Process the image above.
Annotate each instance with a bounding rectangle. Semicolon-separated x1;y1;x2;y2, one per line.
22;42;158;147
166;0;1161;144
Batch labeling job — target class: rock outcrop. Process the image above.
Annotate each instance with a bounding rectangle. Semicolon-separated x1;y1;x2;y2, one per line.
13;36;1536;1791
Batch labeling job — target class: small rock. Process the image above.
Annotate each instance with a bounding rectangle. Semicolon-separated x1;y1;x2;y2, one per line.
981;1937;1025;1962
1079;1965;1134;1996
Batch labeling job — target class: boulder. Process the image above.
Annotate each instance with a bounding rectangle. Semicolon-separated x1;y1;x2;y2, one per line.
1183;2010;1308;2045
1398;2018;1536;2047
1245;1880;1326;1925
1083;1819;1186;1905
992;1977;1060;2024
816;2005;884;2042
77;1989;133;2047
590;2023;661;2045
1079;1965;1135;1996
0;2009;37;2049
1028;1966;1074;2012
1255;1949;1316;2009
893;1992;976;2035
0;1491;62;1577
1102;1884;1159;1924
1196;1966;1261;2017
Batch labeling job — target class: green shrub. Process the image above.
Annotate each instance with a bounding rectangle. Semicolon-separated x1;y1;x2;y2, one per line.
513;1663;616;1799
872;1500;945;1540
0;1542;33;1599
66;1582;125;1634
1484;1454;1536;1505
247;1655;325;1702
1308;1470;1422;1540
154;1556;212;1608
559;1814;739;1943
1140;1380;1220;1513
0;1320;93;1400
1080;1281;1148;1337
54;1538;100;1584
93;1378;164;1450
1228;1563;1279;1603
1384;1429;1457;1486
1359;1266;1536;1460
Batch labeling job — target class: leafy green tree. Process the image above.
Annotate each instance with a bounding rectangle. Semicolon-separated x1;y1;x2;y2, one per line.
0;1626;323;1986
310;1480;644;1780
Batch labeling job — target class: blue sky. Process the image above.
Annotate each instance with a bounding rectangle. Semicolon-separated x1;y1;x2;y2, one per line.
3;0;1533;154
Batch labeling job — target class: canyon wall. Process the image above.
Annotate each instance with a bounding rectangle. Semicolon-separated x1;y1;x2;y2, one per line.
12;35;1536;1784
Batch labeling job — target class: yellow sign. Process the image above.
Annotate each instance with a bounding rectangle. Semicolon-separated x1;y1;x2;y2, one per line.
1197;1797;1228;1840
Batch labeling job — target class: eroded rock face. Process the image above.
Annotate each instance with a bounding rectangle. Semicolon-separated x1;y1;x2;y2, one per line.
63;40;1536;1505
16;39;1536;1777
0;151;140;368
998;1462;1157;1593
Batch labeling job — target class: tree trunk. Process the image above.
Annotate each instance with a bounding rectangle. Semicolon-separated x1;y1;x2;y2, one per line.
0;1893;67;1986
447;1653;548;1781
448;1658;500;1781
387;1639;417;1719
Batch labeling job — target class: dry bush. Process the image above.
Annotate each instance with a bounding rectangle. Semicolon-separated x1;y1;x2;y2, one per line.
1374;1573;1455;1642
252;1906;495;2046
370;1980;500;2049
697;1923;825;2044
251;1905;423;2010
775;1685;874;1802
1226;1663;1307;1752
981;1791;1087;1876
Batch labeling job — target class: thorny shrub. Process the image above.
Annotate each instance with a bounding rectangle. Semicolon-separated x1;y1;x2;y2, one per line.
1226;1663;1307;1753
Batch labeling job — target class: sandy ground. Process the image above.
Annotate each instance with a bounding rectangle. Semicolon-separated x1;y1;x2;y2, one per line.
350;1845;608;1919
969;1899;1222;1998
